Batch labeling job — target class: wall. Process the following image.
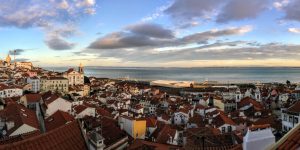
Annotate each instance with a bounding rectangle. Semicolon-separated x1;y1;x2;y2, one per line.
46;98;72;117
133;120;146;139
10;124;37;136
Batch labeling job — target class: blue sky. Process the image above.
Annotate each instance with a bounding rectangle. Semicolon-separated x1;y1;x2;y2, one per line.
0;0;300;67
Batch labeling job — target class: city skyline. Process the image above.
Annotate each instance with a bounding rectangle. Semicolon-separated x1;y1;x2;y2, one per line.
1;0;300;67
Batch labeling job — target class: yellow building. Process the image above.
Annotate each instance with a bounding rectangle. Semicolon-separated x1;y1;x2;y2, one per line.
40;77;69;93
118;116;146;139
83;84;90;96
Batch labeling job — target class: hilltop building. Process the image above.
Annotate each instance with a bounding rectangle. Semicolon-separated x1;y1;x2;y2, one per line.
63;63;84;86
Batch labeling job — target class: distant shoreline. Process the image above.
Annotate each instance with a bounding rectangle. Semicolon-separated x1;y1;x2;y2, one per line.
43;66;300;69
43;66;300;84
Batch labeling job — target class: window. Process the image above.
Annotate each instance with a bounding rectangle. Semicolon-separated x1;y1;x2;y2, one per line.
222;127;225;133
289;116;293;122
228;126;232;132
284;114;287;121
295;117;299;124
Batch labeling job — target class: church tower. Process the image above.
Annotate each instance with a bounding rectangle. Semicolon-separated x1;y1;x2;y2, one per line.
5;54;11;65
78;63;84;74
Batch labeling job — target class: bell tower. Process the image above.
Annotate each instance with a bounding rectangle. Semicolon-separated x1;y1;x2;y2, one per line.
78;63;84;74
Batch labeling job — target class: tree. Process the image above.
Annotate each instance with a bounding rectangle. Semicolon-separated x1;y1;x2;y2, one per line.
286;80;291;86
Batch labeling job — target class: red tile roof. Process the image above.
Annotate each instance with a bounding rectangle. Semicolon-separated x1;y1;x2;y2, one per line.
213;113;236;128
128;139;182;150
287;101;300;113
45;110;75;131
155;124;176;144
66;68;74;73
25;94;42;103
0;120;88;150
0;130;41;145
238;97;263;111
0;102;39;135
96;108;112;117
73;105;88;114
44;94;60;106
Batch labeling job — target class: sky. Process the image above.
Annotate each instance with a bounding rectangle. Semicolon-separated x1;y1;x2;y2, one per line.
0;0;300;67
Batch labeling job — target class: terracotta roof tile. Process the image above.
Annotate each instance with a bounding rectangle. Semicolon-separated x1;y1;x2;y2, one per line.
287;101;300;113
73;105;88;114
25;94;42;103
0;103;40;136
45;110;75;131
128;139;182;150
0;120;88;150
278;126;300;150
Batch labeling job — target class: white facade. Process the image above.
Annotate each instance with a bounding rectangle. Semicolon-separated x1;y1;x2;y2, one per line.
27;77;40;93
173;112;189;125
118;117;134;138
281;109;299;132
10;124;38;136
63;65;84;86
243;128;275;150
45;97;72;117
0;87;23;98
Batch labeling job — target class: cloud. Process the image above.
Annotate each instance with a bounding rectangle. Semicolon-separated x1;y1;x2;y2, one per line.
9;49;25;55
85;40;300;65
141;3;171;22
88;23;176;49
126;23;175;39
15;58;30;62
164;0;269;25
181;25;252;44
87;23;252;50
164;0;223;22
273;0;289;10
0;0;96;28
43;24;78;50
216;0;270;23
288;28;300;34
0;0;96;50
280;0;300;22
45;35;75;50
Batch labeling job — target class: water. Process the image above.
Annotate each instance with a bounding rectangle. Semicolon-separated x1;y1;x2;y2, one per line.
44;66;300;83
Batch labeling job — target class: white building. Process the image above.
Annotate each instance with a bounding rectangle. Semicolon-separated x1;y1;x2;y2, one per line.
281;101;300;132
27;77;40;93
63;63;84;86
0;84;23;98
243;125;275;150
43;95;72;117
173;110;190;125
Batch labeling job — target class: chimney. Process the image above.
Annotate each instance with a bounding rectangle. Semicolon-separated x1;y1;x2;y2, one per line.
88;131;105;150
